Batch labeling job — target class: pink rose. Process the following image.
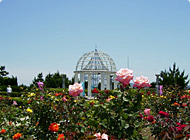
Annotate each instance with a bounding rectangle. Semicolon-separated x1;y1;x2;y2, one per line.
69;83;83;97
115;68;134;86
94;132;108;140
144;108;151;115
107;98;112;102
62;95;67;102
133;76;151;89
13;101;17;105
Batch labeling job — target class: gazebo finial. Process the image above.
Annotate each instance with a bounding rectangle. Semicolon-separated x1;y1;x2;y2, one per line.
95;45;97;51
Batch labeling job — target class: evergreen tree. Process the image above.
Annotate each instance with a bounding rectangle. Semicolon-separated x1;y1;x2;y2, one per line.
0;66;9;77
32;73;44;86
44;71;63;88
159;63;189;89
0;66;18;86
44;72;74;88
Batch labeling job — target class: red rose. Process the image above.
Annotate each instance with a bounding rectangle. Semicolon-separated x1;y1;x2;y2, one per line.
105;90;109;94
176;123;187;133
55;93;59;96
1;129;6;134
147;115;154;122
147;91;150;95
49;122;59;132
57;134;65;140
13;133;21;139
158;111;169;117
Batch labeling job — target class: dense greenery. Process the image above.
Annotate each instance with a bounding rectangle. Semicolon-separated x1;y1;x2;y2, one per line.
0;66;18;86
159;63;189;89
31;71;74;88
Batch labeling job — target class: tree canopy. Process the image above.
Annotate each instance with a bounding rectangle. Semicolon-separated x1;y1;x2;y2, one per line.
0;66;18;86
159;63;189;89
32;72;44;87
32;71;74;88
0;66;9;77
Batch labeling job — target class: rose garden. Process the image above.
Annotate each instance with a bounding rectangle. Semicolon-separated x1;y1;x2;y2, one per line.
0;67;190;140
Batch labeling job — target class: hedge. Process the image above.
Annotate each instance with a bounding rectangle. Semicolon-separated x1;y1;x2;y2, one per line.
0;91;22;97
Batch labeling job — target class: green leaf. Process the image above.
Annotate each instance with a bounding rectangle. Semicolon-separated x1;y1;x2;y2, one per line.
81;127;85;133
125;123;129;129
94;104;99;107
122;113;128;119
123;97;129;102
133;130;138;138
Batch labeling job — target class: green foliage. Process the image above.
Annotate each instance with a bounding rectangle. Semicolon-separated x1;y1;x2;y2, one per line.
0;85;22;92
87;85;144;139
32;72;44;86
0;66;9;77
32;71;74;88
0;66;18;86
1;82;189;139
0;91;21;97
141;86;190;139
160;63;189;89
44;71;63;88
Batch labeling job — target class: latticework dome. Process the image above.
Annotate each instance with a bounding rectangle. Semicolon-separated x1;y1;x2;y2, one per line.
75;49;116;72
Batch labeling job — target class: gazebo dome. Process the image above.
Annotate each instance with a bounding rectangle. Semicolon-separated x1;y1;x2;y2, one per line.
75;49;116;72
74;49;117;97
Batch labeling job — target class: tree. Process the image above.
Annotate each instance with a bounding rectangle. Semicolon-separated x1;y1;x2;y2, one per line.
32;73;44;86
159;63;189;89
0;66;18;86
150;82;156;88
0;66;9;78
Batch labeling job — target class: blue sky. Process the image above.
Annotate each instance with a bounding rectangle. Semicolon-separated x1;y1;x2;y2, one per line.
0;0;190;86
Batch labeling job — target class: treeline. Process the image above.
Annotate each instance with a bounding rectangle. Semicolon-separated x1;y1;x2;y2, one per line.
1;63;189;91
31;71;74;88
0;66;74;90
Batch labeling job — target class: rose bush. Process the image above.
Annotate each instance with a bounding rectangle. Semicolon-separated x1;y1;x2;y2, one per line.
140;86;190;139
2;68;189;139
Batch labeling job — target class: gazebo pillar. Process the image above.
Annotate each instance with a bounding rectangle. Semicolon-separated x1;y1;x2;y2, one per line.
74;72;78;83
106;73;110;90
101;72;105;90
80;72;84;96
113;73;118;89
88;74;92;97
80;72;84;82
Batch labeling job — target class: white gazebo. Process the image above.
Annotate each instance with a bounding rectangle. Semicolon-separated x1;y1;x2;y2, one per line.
74;49;117;97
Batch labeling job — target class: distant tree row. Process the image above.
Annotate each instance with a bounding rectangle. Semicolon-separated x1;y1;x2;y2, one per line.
31;71;74;88
1;63;189;90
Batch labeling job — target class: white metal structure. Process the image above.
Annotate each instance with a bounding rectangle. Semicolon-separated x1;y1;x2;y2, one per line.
74;49;117;97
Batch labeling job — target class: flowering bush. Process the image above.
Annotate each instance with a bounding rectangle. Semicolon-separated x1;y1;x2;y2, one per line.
140;86;190;139
2;68;189;139
13;133;22;139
